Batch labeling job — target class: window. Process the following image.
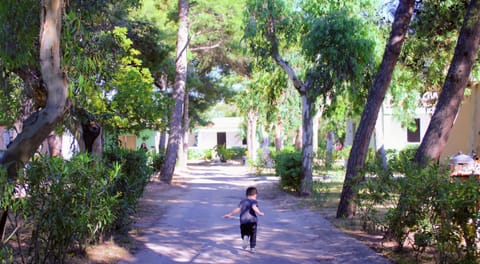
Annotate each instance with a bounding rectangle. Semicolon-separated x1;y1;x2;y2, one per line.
407;118;421;142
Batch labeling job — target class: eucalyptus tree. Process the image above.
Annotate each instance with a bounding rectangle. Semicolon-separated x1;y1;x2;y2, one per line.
0;0;67;176
0;0;67;237
0;0;170;155
337;0;416;218
244;0;377;195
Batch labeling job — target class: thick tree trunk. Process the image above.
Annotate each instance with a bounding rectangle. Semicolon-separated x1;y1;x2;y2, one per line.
159;131;167;153
300;94;314;196
0;0;67;175
414;0;480;165
0;0;67;237
246;109;258;161
161;0;189;183
336;0;415;218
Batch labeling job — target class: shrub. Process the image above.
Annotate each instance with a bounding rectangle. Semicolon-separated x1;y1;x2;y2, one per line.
204;149;213;161
229;147;246;160
358;147;479;262
103;149;152;229
213;144;234;162
274;150;302;193
187;148;205;160
21;154;120;262
150;152;165;172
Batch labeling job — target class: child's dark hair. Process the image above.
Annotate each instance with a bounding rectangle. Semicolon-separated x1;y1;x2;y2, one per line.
246;186;258;196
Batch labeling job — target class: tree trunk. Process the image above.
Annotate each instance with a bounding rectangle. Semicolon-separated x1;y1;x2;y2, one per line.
336;0;415;218
294;127;302;150
159;131;167;154
260;126;272;168
326;131;334;169
312;105;321;154
0;0;67;175
274;116;283;152
47;131;62;157
0;0;67;236
246;109;258;161
414;0;480;165
179;89;190;168
375;105;387;168
161;0;189;183
82;120;101;153
300;93;314;196
345;119;355;147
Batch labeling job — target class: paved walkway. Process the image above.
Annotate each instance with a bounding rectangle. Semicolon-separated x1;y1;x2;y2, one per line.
118;163;391;264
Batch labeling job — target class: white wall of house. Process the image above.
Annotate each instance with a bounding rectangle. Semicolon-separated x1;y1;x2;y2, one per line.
194;117;245;150
375;105;431;151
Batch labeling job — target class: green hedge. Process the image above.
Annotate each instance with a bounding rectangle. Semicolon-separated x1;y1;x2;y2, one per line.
274;149;302;193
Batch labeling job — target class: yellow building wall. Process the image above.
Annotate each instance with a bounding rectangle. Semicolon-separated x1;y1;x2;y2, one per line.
118;135;137;150
441;84;480;160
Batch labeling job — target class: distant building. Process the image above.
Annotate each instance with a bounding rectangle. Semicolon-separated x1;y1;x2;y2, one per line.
191;117;246;150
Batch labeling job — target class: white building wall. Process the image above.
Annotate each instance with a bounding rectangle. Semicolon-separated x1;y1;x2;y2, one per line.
226;131;244;148
381;107;431;151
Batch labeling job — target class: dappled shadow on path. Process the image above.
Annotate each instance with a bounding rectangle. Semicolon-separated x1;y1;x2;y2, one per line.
118;162;391;264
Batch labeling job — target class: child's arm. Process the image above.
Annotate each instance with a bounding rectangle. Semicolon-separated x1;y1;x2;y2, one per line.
224;207;240;218
252;204;264;216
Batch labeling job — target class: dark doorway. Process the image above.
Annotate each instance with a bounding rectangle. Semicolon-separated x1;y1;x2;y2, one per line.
217;132;226;146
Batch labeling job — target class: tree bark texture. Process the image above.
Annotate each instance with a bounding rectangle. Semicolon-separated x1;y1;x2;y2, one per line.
0;0;67;237
414;0;480;165
46;131;62;157
300;94;314;196
161;0;189;183
247;109;258;161
274;116;283;152
179;89;190;168
336;0;415;218
0;0;67;177
266;7;314;195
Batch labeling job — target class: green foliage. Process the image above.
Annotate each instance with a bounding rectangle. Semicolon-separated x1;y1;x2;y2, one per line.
357;148;480;262
248;148;267;176
103;148;152;229
0;0;39;69
274;149;302;193
204;149;213;161
20;154;120;262
302;9;375;87
213;144;234;162
150;152;166;172
188;148;205;160
0;73;23;126
229;147;247;160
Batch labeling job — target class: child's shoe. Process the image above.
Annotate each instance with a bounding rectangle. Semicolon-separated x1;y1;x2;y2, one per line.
250;247;256;253
242;236;249;250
